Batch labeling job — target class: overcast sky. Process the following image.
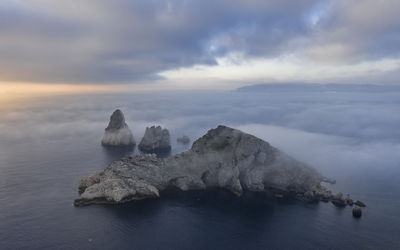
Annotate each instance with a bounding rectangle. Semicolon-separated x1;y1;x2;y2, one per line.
0;0;399;90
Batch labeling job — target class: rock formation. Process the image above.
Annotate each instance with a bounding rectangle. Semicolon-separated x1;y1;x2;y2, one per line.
75;125;348;206
138;126;171;153
177;135;190;144
101;109;135;146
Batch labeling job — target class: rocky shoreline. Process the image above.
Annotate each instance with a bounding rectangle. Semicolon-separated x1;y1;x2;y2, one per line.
75;125;361;208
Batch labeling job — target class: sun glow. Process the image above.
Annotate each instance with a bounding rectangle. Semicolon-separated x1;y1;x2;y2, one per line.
0;82;118;95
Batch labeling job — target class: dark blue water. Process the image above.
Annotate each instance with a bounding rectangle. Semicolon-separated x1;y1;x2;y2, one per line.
0;91;399;249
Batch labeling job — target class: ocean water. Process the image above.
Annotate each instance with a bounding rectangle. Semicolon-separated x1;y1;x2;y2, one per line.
0;90;399;249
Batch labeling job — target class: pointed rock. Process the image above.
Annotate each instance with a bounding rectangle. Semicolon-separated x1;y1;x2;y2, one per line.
101;109;135;146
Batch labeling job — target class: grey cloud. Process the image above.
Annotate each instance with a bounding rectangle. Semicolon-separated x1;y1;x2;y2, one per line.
1;0;400;84
305;0;400;62
0;0;321;83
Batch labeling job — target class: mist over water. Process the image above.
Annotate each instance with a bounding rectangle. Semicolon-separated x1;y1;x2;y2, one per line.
0;89;399;249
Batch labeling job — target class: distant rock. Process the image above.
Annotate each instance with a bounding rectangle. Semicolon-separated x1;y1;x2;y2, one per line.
352;207;362;218
138;126;171;153
177;135;190;144
101;109;135;146
75;125;352;206
236;83;400;93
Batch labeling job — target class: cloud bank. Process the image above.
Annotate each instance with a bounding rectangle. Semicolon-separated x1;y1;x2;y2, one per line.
1;90;399;197
0;0;399;85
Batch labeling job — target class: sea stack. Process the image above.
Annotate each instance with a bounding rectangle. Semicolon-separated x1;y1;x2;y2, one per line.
177;135;190;144
138;126;171;153
75;125;341;206
352;207;362;218
101;109;135;146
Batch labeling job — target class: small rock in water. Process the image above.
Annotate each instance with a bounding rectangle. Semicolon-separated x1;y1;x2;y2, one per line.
177;135;190;144
354;200;366;207
352;207;362;218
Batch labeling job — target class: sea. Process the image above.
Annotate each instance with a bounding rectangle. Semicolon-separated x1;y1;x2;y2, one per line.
0;89;399;249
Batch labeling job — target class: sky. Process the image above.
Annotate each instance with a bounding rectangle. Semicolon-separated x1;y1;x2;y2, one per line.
0;0;399;93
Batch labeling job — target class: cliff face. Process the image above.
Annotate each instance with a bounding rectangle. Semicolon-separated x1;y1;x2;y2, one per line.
75;125;333;206
101;109;135;146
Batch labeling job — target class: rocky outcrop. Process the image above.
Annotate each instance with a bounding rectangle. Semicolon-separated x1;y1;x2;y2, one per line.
138;126;171;153
177;135;190;144
101;109;135;146
75;125;346;206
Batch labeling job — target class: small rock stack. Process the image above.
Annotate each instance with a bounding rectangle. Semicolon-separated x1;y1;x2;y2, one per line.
139;126;171;153
101;109;135;146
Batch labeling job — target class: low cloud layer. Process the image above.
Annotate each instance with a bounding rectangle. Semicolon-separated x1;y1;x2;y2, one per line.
0;0;399;85
1;89;399;173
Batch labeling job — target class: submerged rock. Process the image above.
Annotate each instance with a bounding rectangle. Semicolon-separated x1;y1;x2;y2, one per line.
139;126;171;153
177;135;190;144
75;125;344;206
101;109;135;146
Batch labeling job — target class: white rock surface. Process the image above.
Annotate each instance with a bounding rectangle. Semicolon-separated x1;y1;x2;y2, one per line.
75;125;335;206
138;126;171;152
101;109;135;146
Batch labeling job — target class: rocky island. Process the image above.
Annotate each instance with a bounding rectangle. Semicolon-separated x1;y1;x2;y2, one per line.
74;125;350;206
138;125;171;153
101;109;135;146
